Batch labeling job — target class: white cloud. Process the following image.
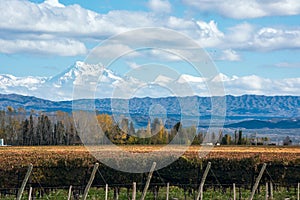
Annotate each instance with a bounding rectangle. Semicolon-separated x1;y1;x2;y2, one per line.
148;0;171;13
275;62;300;68
0;1;154;37
251;27;300;51
195;20;224;48
90;44;140;60
149;49;183;61
126;62;140;69
182;0;300;19
208;74;300;96
0;0;220;44
0;39;87;56
0;0;156;55
225;23;255;48
0;0;300;56
219;49;241;61
208;49;242;62
223;24;300;51
43;0;64;8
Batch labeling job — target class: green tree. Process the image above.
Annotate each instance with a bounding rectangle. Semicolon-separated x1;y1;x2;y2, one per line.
120;118;129;134
146;120;152;144
56;121;65;145
0;111;5;141
22;119;29;145
234;130;237;145
128;121;135;136
283;136;292;146
238;130;243;145
29;114;34;145
221;134;231;145
170;122;181;144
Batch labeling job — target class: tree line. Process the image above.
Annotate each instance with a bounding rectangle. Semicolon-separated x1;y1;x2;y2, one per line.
0;107;80;145
0;106;274;146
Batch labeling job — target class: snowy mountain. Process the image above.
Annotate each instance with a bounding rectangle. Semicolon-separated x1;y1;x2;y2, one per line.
0;74;47;89
0;61;300;101
0;74;47;96
51;61;107;85
0;61;125;100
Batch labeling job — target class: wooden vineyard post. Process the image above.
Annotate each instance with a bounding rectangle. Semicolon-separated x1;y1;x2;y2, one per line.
82;163;99;200
67;185;72;200
132;182;136;200
114;187;119;200
249;163;267;200
28;187;32;200
196;162;211;200
17;163;33;200
141;162;157;200
166;182;170;200
233;183;236;200
105;184;108;200
297;182;299;200
265;182;268;200
270;182;273;199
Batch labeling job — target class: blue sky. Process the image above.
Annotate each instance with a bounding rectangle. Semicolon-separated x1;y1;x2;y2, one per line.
0;0;300;81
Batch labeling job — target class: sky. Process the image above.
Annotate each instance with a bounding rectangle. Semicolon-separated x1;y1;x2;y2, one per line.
0;0;300;98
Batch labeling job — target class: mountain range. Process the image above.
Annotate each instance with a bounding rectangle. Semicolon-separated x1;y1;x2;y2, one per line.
0;61;299;129
225;119;300;129
0;61;300;101
0;93;299;129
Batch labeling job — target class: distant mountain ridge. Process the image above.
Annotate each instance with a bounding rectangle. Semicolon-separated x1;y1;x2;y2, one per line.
0;94;299;128
225;119;300;129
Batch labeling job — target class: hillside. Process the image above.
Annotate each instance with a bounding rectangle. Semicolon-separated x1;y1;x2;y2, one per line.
0;93;299;128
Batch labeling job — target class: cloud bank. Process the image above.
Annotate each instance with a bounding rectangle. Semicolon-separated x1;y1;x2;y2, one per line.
182;0;300;19
0;0;300;57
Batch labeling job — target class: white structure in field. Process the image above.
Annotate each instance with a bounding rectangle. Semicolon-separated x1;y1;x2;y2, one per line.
0;139;10;147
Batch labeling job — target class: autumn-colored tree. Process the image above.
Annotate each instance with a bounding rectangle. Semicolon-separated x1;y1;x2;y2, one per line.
97;114;114;134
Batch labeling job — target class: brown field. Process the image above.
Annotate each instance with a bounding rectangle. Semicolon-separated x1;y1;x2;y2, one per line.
0;145;299;169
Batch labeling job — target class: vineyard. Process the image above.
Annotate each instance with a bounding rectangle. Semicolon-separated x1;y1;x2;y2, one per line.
0;146;299;168
0;145;299;199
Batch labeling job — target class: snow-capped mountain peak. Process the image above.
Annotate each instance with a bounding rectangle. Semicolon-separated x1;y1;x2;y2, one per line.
49;61;105;86
177;74;207;83
154;75;174;84
0;74;47;89
211;73;231;82
0;61;300;101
